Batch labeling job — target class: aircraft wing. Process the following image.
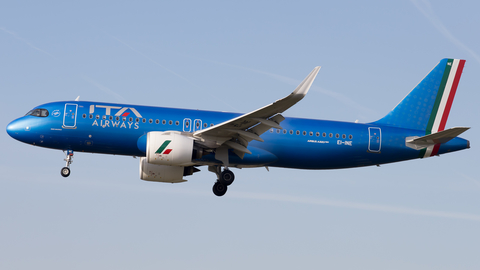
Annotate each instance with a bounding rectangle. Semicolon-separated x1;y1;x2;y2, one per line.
193;66;321;157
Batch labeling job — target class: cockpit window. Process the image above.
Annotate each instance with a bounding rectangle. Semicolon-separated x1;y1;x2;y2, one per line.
26;109;49;117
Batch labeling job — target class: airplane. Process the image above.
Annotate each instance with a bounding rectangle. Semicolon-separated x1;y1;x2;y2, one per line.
6;58;470;197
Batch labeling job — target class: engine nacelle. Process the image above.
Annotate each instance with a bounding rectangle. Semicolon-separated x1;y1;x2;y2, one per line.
139;157;186;183
146;131;195;166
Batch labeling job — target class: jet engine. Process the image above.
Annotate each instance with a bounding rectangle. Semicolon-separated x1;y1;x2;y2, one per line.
140;131;204;183
146;131;199;166
139;157;186;183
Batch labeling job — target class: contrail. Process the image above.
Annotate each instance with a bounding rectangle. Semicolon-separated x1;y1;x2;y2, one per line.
0;27;56;59
182;56;377;119
81;76;128;103
461;174;480;189
111;36;191;82
229;191;480;221
110;36;239;111
410;0;480;64
13;170;479;222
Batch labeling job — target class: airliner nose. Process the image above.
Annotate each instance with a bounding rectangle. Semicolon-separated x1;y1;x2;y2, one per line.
6;118;25;140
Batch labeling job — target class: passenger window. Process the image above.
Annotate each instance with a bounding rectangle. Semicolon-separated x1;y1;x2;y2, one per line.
136;118;139;122
204;123;207;128
335;133;339;138
270;129;274;133
96;115;100;119
109;116;113;120
175;121;179;126
316;132;320;137
290;130;293;135
149;119;153;123
309;131;313;136
142;118;146;123
342;134;346;139
322;132;326;137
276;129;280;134
296;130;300;135
210;124;214;127
329;133;333;138
122;117;126;121
283;129;287;134
162;120;166;125
349;135;353;139
102;115;106;120
155;119;159;124
82;114;86;118
169;120;173;125
302;131;306;136
116;116;119;121
89;115;93;119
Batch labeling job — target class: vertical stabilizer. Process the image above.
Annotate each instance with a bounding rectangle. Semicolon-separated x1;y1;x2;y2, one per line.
374;59;466;133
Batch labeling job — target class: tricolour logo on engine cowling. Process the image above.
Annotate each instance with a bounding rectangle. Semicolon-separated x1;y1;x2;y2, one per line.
155;140;172;155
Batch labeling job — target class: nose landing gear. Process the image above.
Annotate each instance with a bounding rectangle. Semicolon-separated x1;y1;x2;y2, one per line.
210;165;235;197
61;150;74;177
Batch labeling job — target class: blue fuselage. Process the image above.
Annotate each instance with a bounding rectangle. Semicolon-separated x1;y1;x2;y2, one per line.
6;101;469;169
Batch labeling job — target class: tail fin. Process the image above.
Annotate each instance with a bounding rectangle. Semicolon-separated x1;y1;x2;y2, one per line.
374;58;466;133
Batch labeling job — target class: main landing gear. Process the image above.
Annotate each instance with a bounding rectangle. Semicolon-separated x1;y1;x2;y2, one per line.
61;150;74;177
210;165;235;197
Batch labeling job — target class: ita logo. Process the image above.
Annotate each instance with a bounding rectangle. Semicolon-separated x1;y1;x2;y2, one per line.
155;140;172;155
52;110;61;117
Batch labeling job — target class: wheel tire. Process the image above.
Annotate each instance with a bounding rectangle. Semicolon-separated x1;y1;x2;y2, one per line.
220;169;235;186
61;167;71;177
212;182;228;197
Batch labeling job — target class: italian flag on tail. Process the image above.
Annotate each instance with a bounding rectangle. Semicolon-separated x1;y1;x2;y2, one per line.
420;59;466;158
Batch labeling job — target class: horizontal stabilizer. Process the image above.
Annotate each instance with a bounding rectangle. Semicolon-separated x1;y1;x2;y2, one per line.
406;127;469;150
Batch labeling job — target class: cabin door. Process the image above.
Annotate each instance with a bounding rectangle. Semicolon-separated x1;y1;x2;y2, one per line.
368;127;382;153
63;103;78;128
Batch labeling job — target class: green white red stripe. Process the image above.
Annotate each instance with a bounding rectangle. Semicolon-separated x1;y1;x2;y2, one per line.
155;140;172;154
420;59;465;158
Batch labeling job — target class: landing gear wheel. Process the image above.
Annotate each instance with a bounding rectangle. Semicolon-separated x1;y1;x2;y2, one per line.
220;169;235;186
61;167;71;177
61;150;74;178
213;182;228;197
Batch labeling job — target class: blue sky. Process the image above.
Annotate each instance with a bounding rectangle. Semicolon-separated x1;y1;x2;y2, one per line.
1;1;479;269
